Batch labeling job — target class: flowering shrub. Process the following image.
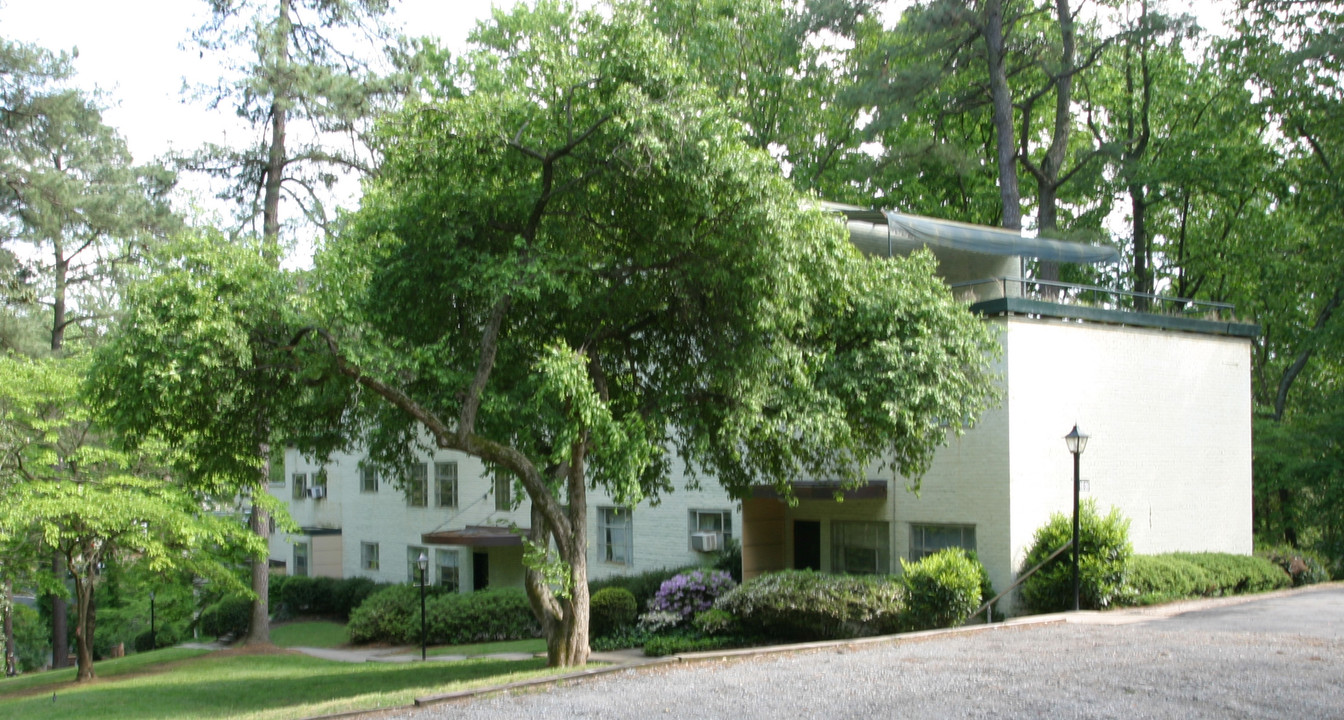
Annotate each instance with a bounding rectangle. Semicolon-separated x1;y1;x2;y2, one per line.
649;569;736;624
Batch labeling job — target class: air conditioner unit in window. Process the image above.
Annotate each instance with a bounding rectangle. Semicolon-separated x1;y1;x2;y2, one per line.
309;486;327;500
691;531;720;553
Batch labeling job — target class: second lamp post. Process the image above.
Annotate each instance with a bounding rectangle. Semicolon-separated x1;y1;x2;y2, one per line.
1064;424;1090;612
417;552;428;661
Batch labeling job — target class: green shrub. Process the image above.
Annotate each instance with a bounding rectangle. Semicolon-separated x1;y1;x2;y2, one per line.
1167;553;1289;595
590;587;638;637
1020;500;1133;613
347;585;537;645
280;575;320;614
649;570;736;624
900;548;982;631
1257;545;1331;587
712;538;743;584
12;604;47;672
692;608;737;636
1124;555;1214;604
331;577;382;619
590;626;652;651
590;566;696;611
199;595;252;638
643;631;742;657
715;570;904;641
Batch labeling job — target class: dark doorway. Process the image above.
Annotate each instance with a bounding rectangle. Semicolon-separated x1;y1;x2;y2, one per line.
794;520;821;571
473;552;489;591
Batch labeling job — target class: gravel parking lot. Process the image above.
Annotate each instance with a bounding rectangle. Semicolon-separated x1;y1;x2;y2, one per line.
388;586;1344;720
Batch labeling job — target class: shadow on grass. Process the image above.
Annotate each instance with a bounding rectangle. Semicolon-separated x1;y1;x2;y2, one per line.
0;653;552;720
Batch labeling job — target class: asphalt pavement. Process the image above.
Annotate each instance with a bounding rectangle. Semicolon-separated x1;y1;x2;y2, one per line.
371;584;1344;720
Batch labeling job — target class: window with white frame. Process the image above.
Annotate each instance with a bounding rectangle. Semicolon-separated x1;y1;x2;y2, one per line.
407;545;428;584
361;542;380;571
909;524;977;561
360;464;378;493
435;462;458;509
406;463;428;507
293;542;310;577
291;473;308;500
832;521;890;575
690;509;733;546
598;507;633;565
494;474;510;511
435;549;460;592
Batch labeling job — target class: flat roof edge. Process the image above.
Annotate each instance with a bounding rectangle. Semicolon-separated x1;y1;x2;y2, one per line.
970;297;1260;338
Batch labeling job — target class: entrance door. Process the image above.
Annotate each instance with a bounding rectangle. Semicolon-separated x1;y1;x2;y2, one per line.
473;551;490;591
793;520;821;571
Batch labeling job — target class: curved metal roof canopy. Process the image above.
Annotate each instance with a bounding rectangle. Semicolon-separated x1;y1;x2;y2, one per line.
825;202;1121;265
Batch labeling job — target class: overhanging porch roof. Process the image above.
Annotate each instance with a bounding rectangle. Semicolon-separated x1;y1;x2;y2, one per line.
421;525;527;547
751;480;888;502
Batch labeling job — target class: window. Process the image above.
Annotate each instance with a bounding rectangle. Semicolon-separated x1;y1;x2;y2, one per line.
293;542;310;577
291;473;308;501
435;462;458;509
832;521;890;575
360;464;378;493
690;510;733;544
361;542;380;571
269;447;285;486
435;549;460;592
494;474;511;511
406;463;428;507
909;524;977;561
598;507;633;565
407;545;428;584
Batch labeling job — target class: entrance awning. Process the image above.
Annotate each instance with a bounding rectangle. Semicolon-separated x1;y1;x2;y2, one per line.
421;525;528;547
751;480;888;502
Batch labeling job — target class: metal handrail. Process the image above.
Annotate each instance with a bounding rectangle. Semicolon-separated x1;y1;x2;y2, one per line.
948;277;1235;318
968;540;1072;624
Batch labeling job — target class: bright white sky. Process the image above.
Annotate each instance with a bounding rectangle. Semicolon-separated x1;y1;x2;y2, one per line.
0;0;524;165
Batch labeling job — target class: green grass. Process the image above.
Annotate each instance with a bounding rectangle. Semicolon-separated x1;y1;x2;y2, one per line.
269;621;349;649
428;637;546;657
0;648;575;720
0;648;211;697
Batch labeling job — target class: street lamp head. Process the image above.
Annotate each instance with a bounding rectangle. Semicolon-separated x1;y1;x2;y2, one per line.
1064;424;1089;455
149;591;155;601
417;552;428;572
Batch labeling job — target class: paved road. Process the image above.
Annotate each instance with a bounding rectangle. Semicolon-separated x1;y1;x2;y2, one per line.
389;585;1344;720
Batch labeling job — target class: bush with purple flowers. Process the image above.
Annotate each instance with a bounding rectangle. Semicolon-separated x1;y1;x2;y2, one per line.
648;569;736;624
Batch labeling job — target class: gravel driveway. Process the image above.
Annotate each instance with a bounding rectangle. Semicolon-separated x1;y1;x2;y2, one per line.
387;585;1344;720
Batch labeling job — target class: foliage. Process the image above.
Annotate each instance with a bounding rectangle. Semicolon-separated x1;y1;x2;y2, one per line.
10;603;47;673
899;548;982;631
642;631;743;657
588;587;638;638
1256;544;1332;586
589;626;653;652
715;570;905;641
1019;500;1133;613
199;595;252;639
691;608;737;636
346;585;539;646
711;538;743;584
648;570;737;625
133;624;183;653
635;610;685;635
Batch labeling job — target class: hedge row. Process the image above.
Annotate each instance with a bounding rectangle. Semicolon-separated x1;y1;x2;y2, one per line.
715;570;905;641
347;585;539;645
1126;552;1288;604
270;575;385;620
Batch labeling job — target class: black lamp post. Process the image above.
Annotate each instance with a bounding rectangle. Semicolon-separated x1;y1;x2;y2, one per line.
1064;424;1090;612
149;590;156;650
417;552;429;661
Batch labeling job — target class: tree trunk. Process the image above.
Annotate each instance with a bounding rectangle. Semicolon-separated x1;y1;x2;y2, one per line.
984;0;1021;232
72;567;94;681
49;554;68;669
262;0;291;263
1034;0;1077;285
525;452;591;667
245;443;272;645
3;582;14;677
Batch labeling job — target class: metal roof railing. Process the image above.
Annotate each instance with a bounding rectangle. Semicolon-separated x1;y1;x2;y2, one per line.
948;277;1236;321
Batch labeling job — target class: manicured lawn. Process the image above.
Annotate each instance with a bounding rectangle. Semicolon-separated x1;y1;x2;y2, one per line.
428;638;546;657
269;621;349;648
0;648;571;720
0;648;211;697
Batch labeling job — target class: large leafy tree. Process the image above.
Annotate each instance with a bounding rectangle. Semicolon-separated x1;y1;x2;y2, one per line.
292;2;996;667
0;355;260;681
